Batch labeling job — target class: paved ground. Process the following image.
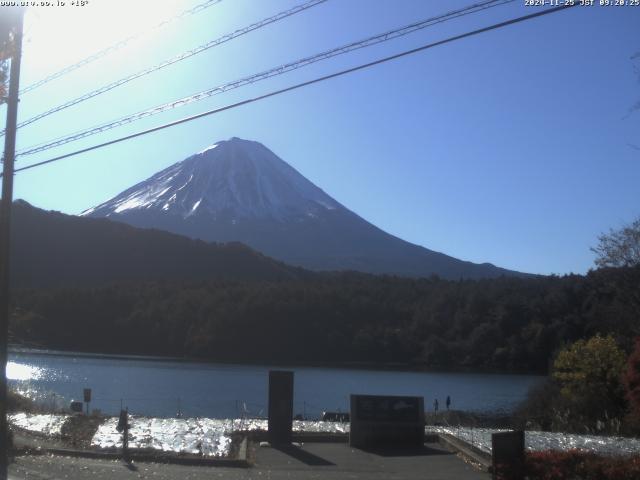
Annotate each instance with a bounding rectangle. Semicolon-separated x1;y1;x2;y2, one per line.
8;441;489;479
252;441;489;479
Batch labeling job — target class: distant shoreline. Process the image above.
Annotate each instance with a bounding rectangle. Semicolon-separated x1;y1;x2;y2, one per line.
8;345;545;377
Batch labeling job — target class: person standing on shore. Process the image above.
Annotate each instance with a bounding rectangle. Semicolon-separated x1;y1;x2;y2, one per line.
117;408;130;460
433;398;439;413
446;395;451;411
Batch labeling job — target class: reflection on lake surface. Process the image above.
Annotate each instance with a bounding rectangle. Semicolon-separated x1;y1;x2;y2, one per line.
91;416;349;457
6;362;44;381
8;412;69;436
8;349;544;418
12;412;640;458
427;426;640;456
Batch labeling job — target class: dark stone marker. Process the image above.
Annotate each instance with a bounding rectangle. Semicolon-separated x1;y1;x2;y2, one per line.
349;394;424;449
83;388;91;415
491;430;525;480
268;370;294;445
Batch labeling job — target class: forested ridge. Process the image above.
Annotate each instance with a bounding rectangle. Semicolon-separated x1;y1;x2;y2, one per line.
9;265;639;374
9;200;306;288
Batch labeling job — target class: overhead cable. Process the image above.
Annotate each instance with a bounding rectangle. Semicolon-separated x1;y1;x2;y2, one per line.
17;0;512;157
10;0;327;133
21;0;225;94
12;3;577;175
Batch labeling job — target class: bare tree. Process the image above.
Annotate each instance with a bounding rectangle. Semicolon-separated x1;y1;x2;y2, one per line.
592;216;640;268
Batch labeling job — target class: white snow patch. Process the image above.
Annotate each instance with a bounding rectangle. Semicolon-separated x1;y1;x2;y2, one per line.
156;187;171;198
316;200;336;210
159;172;178;182
183;199;202;218
198;144;218;155
113;186;172;213
176;174;194;192
114;195;149;213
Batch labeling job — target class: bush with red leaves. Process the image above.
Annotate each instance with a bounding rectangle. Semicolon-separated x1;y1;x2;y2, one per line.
524;450;640;480
623;337;640;420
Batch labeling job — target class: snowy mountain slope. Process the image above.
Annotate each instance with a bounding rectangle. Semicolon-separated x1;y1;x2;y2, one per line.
82;137;524;279
84;138;339;221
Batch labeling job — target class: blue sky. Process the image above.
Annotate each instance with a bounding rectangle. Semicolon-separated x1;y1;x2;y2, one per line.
3;0;639;275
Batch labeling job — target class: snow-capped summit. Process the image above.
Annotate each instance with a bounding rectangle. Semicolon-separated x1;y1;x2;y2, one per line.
83;137;524;279
83;137;339;222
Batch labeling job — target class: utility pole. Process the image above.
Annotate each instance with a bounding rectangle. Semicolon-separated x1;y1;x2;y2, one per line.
0;8;25;480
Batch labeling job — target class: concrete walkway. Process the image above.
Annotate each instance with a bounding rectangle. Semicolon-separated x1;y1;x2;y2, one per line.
253;441;489;479
9;440;489;480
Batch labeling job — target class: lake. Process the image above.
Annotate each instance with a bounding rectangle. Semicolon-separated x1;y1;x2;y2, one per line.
7;349;544;418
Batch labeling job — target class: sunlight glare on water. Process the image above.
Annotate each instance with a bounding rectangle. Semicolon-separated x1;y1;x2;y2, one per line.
5;361;44;381
8;351;545;417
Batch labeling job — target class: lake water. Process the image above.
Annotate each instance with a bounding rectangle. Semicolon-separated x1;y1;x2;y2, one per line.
7;350;544;418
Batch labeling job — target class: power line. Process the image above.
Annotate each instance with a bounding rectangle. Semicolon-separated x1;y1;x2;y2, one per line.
17;0;513;158
7;0;327;135
20;0;225;95
12;3;577;176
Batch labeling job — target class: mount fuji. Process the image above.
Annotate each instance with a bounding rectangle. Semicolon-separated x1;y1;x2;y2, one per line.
82;137;522;279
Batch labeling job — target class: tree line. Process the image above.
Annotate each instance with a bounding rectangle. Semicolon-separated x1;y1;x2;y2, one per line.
8;265;639;374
